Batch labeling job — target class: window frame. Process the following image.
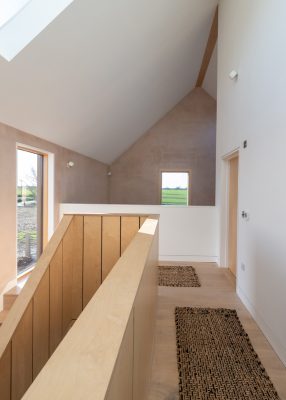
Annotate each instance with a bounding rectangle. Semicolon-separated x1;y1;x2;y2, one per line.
16;143;54;277
159;169;191;206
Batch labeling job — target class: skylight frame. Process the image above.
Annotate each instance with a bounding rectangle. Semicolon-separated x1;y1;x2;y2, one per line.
0;0;31;29
0;0;74;62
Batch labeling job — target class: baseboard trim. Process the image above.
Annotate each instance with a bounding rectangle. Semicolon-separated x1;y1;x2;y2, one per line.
159;255;218;263
237;286;286;367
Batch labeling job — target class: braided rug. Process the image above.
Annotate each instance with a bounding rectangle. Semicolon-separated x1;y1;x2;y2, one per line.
158;265;200;287
175;307;280;400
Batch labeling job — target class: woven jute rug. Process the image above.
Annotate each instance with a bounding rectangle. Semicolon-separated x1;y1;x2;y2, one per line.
175;307;280;400
158;265;200;287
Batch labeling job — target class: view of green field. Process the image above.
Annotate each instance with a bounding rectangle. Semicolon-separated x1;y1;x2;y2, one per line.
17;186;36;202
17;149;39;274
161;188;188;205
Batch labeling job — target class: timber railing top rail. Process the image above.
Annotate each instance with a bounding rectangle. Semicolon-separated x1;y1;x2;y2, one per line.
22;216;159;400
0;214;73;359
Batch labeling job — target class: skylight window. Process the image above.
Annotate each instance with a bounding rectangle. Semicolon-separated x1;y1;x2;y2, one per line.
0;0;31;28
0;0;74;61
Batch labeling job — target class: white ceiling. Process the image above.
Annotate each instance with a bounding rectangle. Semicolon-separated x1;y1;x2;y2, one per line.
0;0;218;164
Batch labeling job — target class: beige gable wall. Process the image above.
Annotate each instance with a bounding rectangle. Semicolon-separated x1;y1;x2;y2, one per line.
0;123;108;295
109;88;216;205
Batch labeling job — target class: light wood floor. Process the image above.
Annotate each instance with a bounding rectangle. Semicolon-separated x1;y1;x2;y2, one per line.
148;262;286;400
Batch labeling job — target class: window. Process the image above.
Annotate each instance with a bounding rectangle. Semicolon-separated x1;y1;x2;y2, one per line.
0;0;75;61
161;171;190;206
16;147;48;276
0;0;31;28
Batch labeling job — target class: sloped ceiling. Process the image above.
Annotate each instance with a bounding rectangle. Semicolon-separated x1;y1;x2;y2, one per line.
0;0;218;164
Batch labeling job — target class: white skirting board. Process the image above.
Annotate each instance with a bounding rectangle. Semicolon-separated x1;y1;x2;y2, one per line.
159;255;218;263
237;286;286;367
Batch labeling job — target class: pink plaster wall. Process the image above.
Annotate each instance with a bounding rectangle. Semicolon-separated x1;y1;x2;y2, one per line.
109;88;216;205
0;123;108;294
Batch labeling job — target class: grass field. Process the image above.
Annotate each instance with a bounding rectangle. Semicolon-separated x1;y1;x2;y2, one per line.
161;189;188;205
17;186;36;201
17;206;38;273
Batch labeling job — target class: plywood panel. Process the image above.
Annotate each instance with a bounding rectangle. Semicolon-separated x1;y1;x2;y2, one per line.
121;216;140;254
0;342;11;400
0;215;73;371
33;270;50;379
133;231;158;400
22;218;159;400
63;216;83;334
105;311;134;400
12;302;33;400
49;243;63;354
228;156;239;276
71;216;84;318
139;216;147;228
62;222;73;335
83;216;102;307
102;216;120;281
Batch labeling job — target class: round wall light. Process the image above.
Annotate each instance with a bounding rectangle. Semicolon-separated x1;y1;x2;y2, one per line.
66;161;75;168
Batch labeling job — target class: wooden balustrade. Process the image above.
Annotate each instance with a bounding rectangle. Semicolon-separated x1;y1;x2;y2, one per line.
0;214;151;400
24;216;158;400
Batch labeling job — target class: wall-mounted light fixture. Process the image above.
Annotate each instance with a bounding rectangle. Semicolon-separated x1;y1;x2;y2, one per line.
66;161;75;168
229;70;238;80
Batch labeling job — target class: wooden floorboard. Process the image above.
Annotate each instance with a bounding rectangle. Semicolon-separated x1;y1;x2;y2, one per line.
147;262;286;400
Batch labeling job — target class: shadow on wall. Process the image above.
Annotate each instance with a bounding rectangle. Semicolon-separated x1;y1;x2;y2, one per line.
238;225;286;364
109;88;216;206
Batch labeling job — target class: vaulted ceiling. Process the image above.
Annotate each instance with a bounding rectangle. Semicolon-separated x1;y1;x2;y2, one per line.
0;0;218;163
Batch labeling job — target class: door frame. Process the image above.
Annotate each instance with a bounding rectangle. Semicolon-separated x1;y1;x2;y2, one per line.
220;148;240;273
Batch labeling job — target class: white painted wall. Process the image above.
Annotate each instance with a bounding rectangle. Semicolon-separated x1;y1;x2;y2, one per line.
60;204;219;263
217;0;286;365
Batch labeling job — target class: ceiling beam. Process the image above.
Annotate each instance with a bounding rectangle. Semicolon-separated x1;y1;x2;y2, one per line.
196;6;218;87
